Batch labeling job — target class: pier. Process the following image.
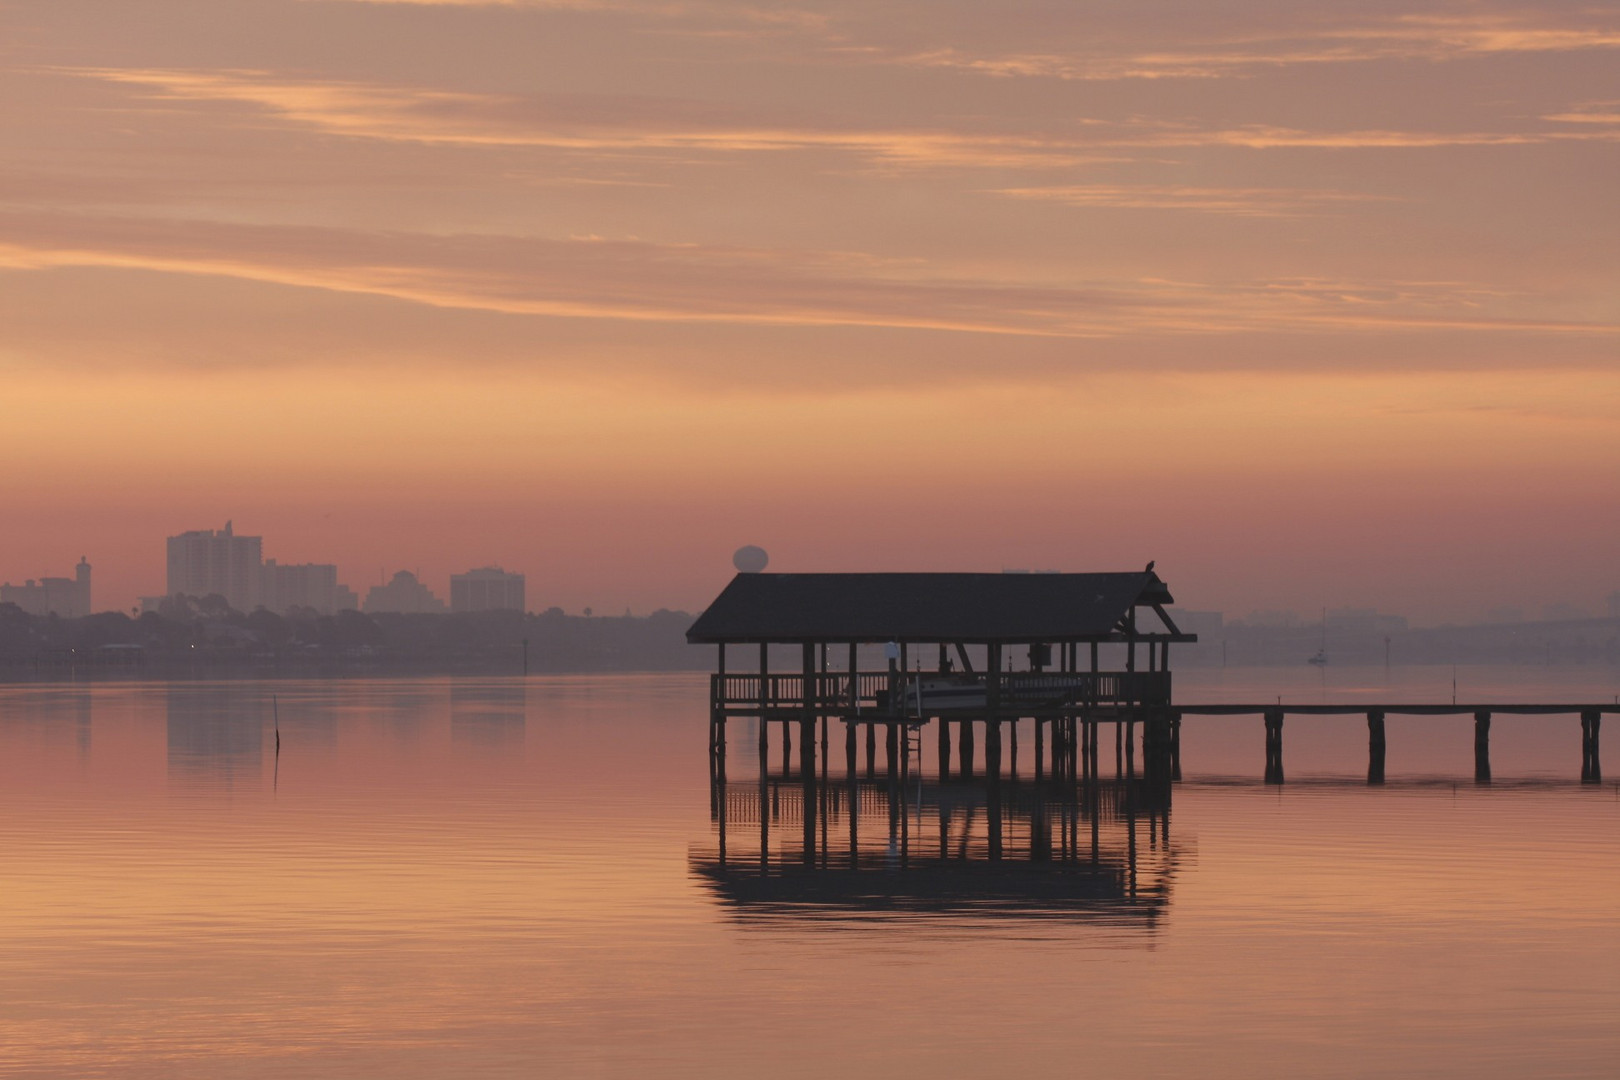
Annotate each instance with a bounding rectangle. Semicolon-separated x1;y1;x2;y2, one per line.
690;570;1619;798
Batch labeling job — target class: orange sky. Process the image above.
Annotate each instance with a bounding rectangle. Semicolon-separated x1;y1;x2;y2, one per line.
1;0;1617;621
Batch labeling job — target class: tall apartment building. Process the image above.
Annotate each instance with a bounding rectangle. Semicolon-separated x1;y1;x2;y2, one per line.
0;557;92;617
167;522;264;612
451;567;526;613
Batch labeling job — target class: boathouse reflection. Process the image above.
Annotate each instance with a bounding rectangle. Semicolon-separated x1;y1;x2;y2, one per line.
692;740;1176;925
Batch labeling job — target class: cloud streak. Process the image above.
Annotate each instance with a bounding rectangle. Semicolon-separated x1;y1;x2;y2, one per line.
64;66;1620;172
898;12;1620;82
992;184;1396;217
0;211;1612;346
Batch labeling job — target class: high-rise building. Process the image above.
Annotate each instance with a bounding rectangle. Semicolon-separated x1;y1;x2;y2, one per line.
166;522;263;612
451;567;526;613
0;557;91;617
262;560;360;616
364;571;447;614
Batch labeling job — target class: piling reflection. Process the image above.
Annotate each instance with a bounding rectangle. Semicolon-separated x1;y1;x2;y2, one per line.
693;750;1176;926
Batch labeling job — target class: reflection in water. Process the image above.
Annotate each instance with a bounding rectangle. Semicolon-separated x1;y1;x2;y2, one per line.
694;757;1174;927
166;685;265;787
450;680;527;747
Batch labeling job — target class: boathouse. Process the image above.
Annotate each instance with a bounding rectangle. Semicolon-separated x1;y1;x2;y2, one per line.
688;570;1196;800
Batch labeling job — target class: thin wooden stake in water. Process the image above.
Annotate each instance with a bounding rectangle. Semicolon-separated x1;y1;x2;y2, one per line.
272;694;281;792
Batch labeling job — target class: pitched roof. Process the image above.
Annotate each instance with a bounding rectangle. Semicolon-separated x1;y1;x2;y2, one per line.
686;571;1183;644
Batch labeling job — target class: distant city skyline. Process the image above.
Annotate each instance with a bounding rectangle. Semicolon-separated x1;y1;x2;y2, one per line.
3;525;1618;629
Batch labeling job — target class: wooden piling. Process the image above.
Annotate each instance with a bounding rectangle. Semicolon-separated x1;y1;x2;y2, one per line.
1367;709;1386;785
1582;710;1602;784
1143;709;1172;809
1264;708;1285;785
937;716;951;780
1473;710;1491;784
1169;711;1182;782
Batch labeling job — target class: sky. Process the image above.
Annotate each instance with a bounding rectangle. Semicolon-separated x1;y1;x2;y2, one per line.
1;0;1617;623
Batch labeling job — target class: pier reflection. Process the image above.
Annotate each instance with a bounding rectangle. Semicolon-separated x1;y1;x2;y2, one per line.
692;754;1176;927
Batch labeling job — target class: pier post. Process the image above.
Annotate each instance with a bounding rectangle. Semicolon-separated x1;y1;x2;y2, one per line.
885;722;899;778
1124;717;1136;783
960;719;974;778
938;716;951;780
803;647;816;780
1035;716;1045;780
801;644;817;863
1473;711;1491;785
781;720;791;776
1582;710;1602;784
1367;710;1386;785
1143;709;1172;810
1115;721;1123;778
1009;717;1019;777
845;721;859;864
865;721;876;779
1170;711;1182;783
1264;709;1285;785
986;643;1002;779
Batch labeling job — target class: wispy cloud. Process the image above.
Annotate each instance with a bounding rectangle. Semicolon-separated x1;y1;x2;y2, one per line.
63;66;1619;171
71;67;1098;168
992;184;1395;217
0;212;1610;344
901;13;1620;82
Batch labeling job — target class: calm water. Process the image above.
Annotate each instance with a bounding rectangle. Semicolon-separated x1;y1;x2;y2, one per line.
3;667;1619;1078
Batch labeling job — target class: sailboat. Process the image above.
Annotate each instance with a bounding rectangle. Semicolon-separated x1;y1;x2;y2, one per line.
1307;608;1327;665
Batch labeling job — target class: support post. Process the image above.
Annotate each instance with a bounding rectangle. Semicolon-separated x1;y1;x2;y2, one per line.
1367;709;1386;785
1143;709;1172;810
959;718;975;778
985;643;1002;779
1169;711;1182;783
801;643;816;863
1264;708;1285;785
938;716;951;780
1582;710;1602;784
1473;710;1491;785
865;721;876;779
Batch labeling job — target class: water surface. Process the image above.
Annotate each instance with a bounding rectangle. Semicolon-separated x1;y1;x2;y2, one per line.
2;668;1618;1078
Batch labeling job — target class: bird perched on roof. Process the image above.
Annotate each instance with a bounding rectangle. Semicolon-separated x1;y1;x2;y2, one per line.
1144;560;1156;573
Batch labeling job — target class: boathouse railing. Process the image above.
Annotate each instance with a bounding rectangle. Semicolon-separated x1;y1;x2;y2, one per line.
711;670;1172;715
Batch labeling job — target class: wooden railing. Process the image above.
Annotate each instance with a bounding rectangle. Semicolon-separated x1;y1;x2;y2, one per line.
712;670;1172;713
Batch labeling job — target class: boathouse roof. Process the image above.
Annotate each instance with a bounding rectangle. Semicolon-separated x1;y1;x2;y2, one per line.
686;571;1190;645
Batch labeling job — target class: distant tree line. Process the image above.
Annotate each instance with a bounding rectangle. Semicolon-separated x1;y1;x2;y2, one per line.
0;597;713;680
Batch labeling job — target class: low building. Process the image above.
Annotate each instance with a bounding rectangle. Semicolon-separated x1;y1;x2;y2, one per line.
1;557;92;617
262;560;359;616
451;567;526;613
364;571;447;614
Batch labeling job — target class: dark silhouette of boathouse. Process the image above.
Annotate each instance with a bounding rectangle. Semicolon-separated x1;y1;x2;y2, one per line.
688;569;1196;804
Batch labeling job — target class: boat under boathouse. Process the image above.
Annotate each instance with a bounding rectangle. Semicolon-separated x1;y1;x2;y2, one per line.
687;570;1197;805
